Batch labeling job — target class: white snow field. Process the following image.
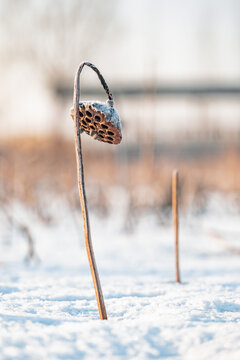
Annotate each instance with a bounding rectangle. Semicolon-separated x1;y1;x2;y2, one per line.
0;193;240;359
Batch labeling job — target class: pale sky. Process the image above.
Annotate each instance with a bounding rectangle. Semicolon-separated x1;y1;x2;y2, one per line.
107;0;240;83
0;0;240;136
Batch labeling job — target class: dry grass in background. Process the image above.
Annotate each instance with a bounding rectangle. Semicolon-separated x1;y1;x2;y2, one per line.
0;135;240;225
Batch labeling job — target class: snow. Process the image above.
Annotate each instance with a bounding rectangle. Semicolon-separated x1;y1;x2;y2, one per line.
0;193;240;359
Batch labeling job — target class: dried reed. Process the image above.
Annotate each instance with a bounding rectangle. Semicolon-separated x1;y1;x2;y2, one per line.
172;169;181;283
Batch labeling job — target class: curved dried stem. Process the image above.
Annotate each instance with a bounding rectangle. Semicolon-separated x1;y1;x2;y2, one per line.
73;61;107;320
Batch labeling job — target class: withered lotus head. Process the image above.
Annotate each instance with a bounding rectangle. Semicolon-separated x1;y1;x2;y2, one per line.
71;100;122;145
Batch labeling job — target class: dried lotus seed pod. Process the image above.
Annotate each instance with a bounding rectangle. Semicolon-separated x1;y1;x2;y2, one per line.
70;101;122;145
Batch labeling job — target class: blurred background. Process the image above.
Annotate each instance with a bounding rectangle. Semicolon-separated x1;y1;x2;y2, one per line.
0;0;240;252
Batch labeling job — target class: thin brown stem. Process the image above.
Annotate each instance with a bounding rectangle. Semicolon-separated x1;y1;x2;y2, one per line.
73;62;107;320
172;170;181;283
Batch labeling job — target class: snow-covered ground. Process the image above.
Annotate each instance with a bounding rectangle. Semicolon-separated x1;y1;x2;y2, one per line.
0;193;240;359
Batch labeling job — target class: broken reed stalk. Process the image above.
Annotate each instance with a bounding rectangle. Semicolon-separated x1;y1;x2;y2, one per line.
172;170;181;283
73;62;107;320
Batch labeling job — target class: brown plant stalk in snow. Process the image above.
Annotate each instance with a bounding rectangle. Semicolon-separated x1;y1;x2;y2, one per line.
172;169;181;283
72;61;122;319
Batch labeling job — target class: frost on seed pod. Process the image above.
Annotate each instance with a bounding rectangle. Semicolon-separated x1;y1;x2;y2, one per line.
70;101;122;145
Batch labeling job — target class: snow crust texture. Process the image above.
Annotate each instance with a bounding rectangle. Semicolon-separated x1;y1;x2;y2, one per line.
0;194;240;359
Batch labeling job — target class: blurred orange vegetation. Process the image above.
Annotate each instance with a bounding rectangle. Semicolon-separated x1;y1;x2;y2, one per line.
0;136;240;219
